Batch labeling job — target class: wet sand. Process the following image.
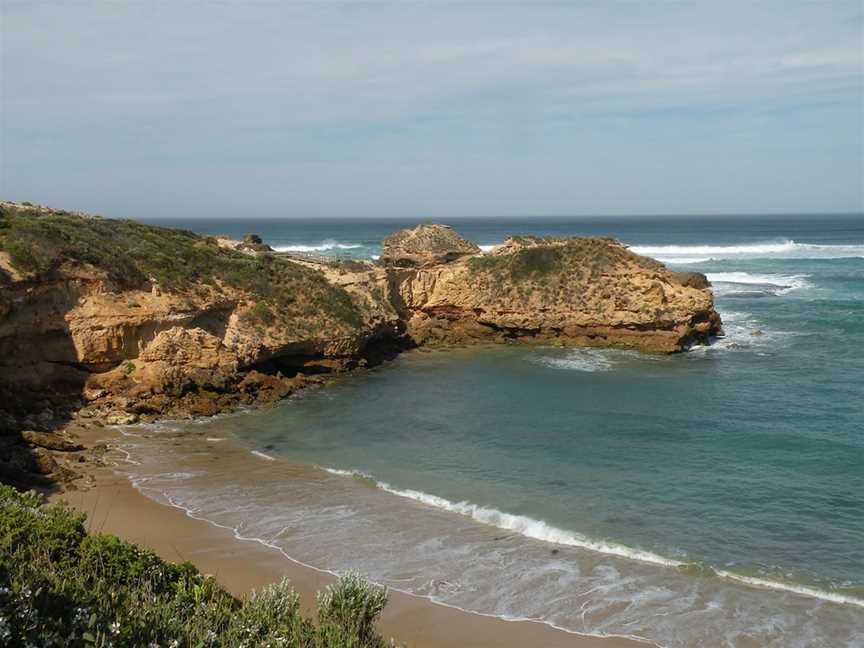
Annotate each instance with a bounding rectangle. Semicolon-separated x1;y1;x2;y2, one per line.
54;428;649;648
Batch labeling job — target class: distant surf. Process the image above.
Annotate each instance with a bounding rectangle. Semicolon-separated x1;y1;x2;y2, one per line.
706;271;812;296
630;239;864;261
274;240;364;253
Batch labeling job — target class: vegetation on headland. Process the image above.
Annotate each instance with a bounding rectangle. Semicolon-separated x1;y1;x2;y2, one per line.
464;237;668;307
0;485;394;647
0;203;363;328
468;237;663;283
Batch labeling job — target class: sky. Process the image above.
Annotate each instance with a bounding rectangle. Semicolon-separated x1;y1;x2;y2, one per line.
1;1;862;219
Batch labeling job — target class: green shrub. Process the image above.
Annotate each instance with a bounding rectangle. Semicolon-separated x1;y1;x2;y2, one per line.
317;571;388;645
250;301;275;326
77;534;193;594
0;484;395;647
510;247;562;280
0;487;86;566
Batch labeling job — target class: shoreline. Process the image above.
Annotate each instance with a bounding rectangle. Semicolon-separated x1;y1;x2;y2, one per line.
54;425;650;648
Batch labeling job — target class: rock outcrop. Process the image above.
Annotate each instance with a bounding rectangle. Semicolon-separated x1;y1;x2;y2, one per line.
239;233;273;252
0;204;721;447
381;223;481;267
391;233;721;353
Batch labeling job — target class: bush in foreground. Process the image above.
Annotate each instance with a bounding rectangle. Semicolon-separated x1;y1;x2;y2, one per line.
0;485;392;647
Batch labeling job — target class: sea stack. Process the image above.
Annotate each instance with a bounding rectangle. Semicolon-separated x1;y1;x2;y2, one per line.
384;225;723;353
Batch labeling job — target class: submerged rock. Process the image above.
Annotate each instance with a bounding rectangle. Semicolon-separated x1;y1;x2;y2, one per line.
21;430;84;452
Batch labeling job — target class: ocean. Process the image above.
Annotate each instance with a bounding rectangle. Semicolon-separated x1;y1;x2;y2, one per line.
118;214;863;647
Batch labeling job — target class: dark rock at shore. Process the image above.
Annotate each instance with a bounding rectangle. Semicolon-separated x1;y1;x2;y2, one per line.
240;233;273;252
21;430;84;452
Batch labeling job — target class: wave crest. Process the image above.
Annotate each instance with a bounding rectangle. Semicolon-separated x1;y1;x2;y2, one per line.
631;239;864;261
706;272;812;296
274;240;363;253
321;466;864;608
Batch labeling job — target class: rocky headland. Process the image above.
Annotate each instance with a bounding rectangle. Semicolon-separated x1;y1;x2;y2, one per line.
0;201;721;488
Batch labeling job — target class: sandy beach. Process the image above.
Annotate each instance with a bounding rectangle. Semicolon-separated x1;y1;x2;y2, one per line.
53;427;648;648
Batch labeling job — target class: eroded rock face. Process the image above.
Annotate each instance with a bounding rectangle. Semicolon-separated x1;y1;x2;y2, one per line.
381;223;481;267
0;202;400;428
391;235;722;353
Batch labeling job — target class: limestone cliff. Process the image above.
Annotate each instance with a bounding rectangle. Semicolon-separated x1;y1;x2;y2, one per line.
0;202;398;431
0;204;721;441
389;232;722;352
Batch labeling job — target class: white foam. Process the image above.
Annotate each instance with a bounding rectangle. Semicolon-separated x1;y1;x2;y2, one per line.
631;239;864;261
656;256;712;264
536;349;613;372
322;467;680;568
706;272;812;295
274;240;363;253
479;244;501;252
250;450;276;461
206;437;225;442
322;466;374;479
322;466;864;608
128;482;650;646
714;570;864;609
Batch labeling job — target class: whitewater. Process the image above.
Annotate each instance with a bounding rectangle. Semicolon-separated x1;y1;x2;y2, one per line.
323;466;864;610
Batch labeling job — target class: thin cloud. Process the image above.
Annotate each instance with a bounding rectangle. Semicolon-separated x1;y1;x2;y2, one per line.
2;1;862;217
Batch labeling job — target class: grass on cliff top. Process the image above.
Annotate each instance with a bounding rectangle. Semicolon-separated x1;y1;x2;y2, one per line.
468;237;661;282
0;484;393;647
0;203;363;329
466;238;669;305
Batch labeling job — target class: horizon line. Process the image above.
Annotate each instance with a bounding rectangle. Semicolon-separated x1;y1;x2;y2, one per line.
3;199;862;222
137;211;864;221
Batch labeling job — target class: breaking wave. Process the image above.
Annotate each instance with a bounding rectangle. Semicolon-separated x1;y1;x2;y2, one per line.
631;239;864;261
320;467;864;608
706;272;812;296
274;240;364;253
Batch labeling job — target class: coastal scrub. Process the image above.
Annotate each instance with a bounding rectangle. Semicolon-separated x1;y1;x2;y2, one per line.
0;203;364;329
0;485;394;647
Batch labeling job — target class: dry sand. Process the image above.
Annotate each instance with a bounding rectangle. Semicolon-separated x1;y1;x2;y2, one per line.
54;428;650;648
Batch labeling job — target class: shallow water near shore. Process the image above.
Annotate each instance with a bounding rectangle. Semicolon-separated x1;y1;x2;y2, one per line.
119;214;864;647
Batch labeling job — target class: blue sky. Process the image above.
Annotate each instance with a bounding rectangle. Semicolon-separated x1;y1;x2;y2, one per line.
1;1;862;219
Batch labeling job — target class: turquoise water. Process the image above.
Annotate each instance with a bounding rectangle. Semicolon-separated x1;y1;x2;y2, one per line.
121;215;864;646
